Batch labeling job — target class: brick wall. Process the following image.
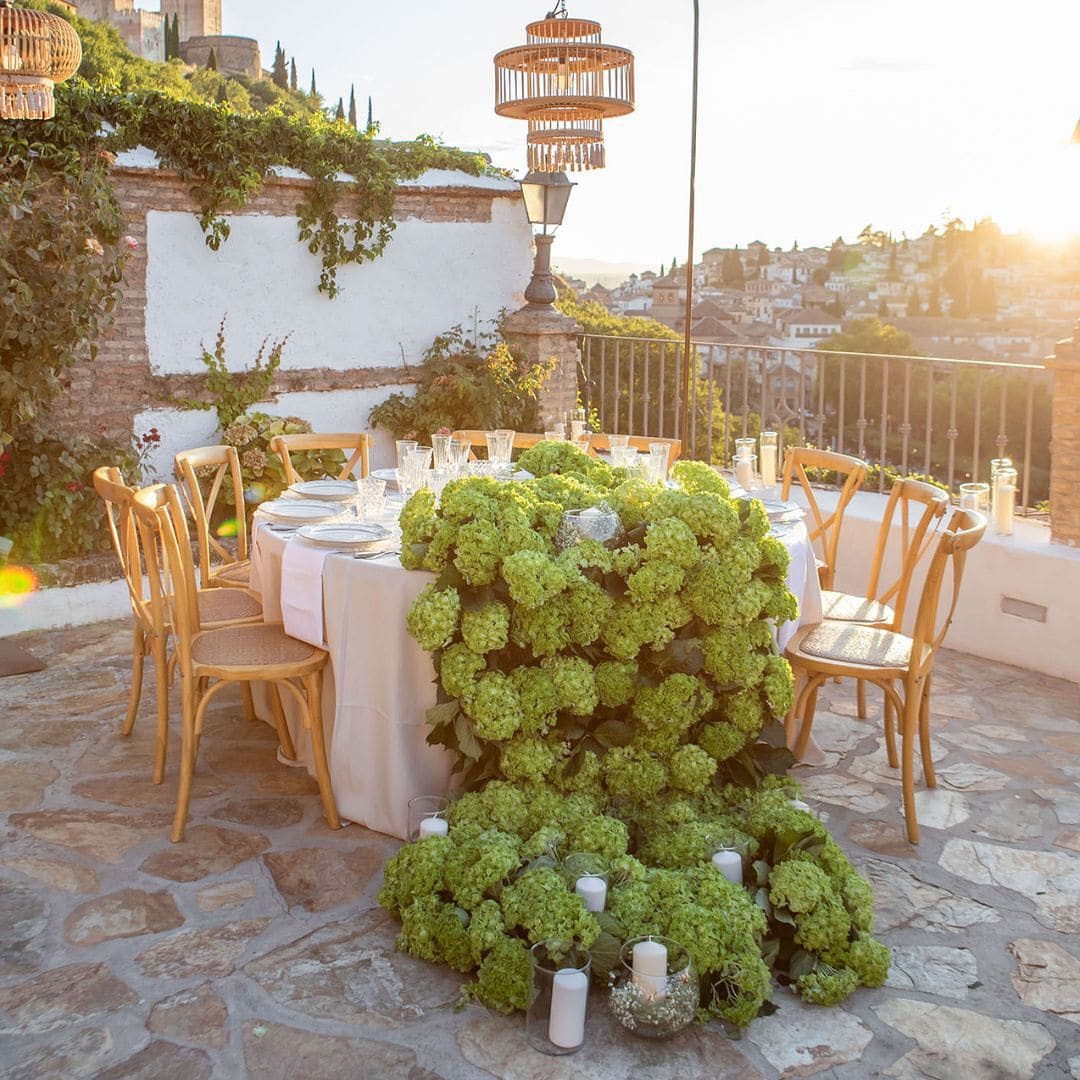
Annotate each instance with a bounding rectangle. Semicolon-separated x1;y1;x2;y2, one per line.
52;165;525;446
1049;325;1080;546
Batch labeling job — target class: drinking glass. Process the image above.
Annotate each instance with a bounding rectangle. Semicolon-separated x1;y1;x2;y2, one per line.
526;941;591;1056
431;433;452;469
648;442;671;482
484;431;502;462
395;439;418;471
545;428;566;441
570;419;586;441
494;430;516;464
427;468;451;500
733;453;757;491
608;434;629;451
958;482;990;512
355;476;387;521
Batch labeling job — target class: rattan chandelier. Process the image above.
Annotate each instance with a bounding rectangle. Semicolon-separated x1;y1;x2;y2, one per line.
494;3;634;171
0;0;81;121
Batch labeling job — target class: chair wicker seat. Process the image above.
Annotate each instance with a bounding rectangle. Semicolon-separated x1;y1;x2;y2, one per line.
191;623;320;668
198;588;263;625
798;622;913;668
821;590;895;625
211;560;252;588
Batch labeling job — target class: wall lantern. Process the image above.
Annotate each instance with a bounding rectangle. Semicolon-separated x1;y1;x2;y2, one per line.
518;170;575;307
0;0;82;121
494;2;634;172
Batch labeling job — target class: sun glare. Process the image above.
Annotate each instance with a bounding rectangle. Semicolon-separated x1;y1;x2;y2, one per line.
0;565;39;609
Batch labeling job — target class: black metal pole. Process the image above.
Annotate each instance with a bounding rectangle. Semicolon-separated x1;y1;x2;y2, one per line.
680;0;700;454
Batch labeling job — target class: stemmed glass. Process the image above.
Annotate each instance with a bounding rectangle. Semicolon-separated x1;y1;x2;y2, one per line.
432;433;452;470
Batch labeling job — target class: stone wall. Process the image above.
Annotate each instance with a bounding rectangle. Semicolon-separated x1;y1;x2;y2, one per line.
51;156;533;475
179;35;260;79
1049;324;1080;546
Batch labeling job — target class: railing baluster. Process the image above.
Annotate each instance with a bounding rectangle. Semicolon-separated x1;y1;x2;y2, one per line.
879;358;889;492
815;354;826;451
797;352;807;448
924;362;934;479
996;375;1008;462
740;348;750;437
900;363;911;475
947;369;959;493
707;345;715;465
613;339;621;435
658;343;666;437
837;357;846;454
857;357;867;458
628;339;635;435
673;344;683;442
599;338;606;431
643;343;650;438
972;370;983;484
1022;370;1034;511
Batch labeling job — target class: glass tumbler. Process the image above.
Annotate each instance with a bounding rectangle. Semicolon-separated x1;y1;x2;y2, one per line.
526;941;591;1055
958;482;990;512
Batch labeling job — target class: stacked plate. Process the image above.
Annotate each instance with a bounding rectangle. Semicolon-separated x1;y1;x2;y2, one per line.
758;499;804;523
296;523;394;552
288;479;358;502
370;468;399;489
259;499;343;525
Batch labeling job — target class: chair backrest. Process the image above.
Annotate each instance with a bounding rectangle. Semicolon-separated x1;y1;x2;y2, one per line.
450;430;547;460
132;483;202;684
174;445;249;588
267;432;369;484
908;508;986;678
93;466;153;632
862;478;950;628
584;434;682;468
781;447;868;590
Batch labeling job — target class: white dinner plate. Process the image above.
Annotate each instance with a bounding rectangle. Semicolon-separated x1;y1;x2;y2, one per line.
296;523;392;550
289;479;357;502
758;499;805;522
258;499;343;524
371;468;400;488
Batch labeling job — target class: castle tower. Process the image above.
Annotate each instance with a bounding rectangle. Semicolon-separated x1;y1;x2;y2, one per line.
160;0;221;44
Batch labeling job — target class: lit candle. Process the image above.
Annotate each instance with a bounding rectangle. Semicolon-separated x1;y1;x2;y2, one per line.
734;456;755;491
759;432;778;488
548;968;589;1048
711;848;743;885
418;815;448;839
631;938;668;997
575;875;607;912
994;473;1015;536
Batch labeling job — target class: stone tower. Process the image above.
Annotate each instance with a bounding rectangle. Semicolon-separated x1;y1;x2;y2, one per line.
160;0;221;44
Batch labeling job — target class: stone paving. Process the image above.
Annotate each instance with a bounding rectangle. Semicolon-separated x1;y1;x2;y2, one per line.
1;618;1079;1079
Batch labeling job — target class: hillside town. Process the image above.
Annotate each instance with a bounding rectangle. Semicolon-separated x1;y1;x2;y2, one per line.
561;224;1080;362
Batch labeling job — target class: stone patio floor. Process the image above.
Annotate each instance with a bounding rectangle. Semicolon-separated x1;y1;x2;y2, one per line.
1;618;1079;1079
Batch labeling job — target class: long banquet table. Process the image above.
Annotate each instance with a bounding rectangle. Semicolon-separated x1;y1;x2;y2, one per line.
249;505;823;840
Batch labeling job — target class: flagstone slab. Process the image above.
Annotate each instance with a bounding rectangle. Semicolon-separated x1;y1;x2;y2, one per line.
63;888;184;946
846;738;946;788
96;1039;213;1080
135;918;271;979
147;983;230;1048
195;878;259;912
912;788;970;829
872;998;1055;1079
0;963;137;1034
884;945;979;997
936;761;1009;791
1045;733;1080;756
242;1020;433;1078
0;720;88;753
970;751;1065;785
796;774;890;814
939;839;1080;933
139;824;270;882
1;855;99;894
1055;830;1080;853
847;818;917;858
975;797;1046;842
0;879;47;978
263;845;383;912
969;723;1026;741
1034;787;1080;825
213;797;305;829
6;1025;115;1080
864;859;1000;933
459;1011;763;1080
0;759;59;811
1008;939;1080;1025
244;909;465;1027
73;772;226;808
746;994;871;1077
802;711;877;755
8;809;171;863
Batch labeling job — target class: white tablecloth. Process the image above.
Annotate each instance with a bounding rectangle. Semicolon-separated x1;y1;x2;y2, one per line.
249;511;822;840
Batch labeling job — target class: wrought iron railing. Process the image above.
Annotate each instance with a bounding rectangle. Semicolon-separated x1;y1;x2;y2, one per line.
578;334;1051;507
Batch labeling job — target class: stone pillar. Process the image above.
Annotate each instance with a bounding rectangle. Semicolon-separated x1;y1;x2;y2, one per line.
1049;322;1080;546
501;305;582;428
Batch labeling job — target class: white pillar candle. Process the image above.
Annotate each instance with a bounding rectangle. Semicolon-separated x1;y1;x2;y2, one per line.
789;798;813;815
548;968;589;1048
418;815;448;839
711;848;743;885
631;938;668;997
734;457;754;490
760;447;777;488
994;483;1015;536
575;875;607;913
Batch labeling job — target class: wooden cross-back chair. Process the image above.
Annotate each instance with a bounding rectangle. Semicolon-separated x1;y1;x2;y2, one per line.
174;445;251;590
449;430;547;460
781;447;868;591
267;432;370;485
93;469;264;784
584;434;682;471
132;483;339;843
784;508;987;844
821;477;950;719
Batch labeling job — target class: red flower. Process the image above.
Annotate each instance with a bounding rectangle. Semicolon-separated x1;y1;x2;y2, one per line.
98;424;108;437
67;481;82;492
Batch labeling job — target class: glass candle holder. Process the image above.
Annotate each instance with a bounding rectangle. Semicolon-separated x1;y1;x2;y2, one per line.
733;453;757;492
705;833;748;885
989;456;1012;519
759;431;778;489
608;936;698;1039
958;482;990;512
570;419;586;441
993;466;1017;536
562;853;610;912
526;941;591;1055
734;437;756;461
407;795;449;841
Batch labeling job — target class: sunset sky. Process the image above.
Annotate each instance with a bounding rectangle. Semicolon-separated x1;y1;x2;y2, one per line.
219;0;1080;267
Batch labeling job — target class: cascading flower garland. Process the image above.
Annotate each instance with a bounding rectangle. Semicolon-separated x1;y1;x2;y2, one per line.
381;444;888;1022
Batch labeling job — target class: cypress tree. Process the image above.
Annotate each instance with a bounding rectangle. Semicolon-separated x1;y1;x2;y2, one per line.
206;46;217;71
334;97;346;121
216;81;229;104
289;58;297;92
348;84;357;128
367;95;373;133
310;69;317;96
272;42;288;88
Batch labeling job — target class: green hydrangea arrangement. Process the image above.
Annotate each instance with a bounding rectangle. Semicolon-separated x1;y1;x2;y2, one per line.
381;443;887;1019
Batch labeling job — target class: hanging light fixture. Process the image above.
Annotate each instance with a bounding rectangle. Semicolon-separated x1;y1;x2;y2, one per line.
0;0;81;121
494;2;634;172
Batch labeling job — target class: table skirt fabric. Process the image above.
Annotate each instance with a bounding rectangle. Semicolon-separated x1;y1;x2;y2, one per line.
249;514;822;840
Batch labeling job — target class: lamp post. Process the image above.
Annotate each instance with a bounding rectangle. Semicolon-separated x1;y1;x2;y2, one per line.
519;170;575;308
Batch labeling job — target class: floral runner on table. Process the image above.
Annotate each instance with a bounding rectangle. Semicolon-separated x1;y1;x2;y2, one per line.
379;443;887;1029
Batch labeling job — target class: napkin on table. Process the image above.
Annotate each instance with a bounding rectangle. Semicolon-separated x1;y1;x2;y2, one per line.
280;541;334;647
